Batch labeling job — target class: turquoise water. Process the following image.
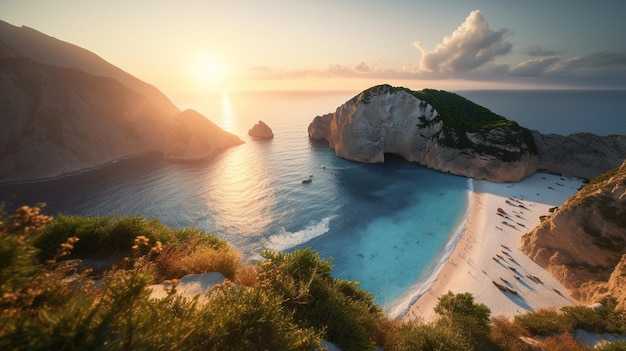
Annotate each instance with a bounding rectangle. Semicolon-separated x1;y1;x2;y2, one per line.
2;89;623;315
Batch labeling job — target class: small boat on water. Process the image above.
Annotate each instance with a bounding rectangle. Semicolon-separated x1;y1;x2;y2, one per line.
301;176;312;183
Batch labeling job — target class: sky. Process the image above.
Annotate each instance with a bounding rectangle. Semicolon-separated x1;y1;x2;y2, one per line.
2;0;626;100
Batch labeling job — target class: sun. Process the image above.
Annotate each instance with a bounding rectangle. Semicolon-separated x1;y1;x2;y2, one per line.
188;55;229;90
202;62;219;80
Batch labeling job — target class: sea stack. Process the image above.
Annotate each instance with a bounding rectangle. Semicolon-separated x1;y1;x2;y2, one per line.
248;120;274;139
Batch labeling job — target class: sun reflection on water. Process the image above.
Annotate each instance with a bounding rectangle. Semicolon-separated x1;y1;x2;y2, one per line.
206;92;276;239
220;91;236;133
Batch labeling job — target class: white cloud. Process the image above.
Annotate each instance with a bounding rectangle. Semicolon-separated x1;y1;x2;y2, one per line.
416;10;512;73
509;57;561;76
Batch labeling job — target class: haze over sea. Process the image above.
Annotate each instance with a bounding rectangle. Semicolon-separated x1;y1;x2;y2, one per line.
2;89;625;314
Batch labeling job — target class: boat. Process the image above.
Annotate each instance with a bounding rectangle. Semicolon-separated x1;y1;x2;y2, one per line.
301;176;312;183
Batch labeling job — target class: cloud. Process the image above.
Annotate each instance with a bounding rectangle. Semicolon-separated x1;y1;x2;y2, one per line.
416;10;512;73
523;45;561;57
509;57;561;76
546;52;626;77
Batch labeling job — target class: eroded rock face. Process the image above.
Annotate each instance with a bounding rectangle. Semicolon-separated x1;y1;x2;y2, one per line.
248;120;274;139
0;28;242;183
308;85;537;182
521;160;626;309
308;85;626;182
532;132;626;180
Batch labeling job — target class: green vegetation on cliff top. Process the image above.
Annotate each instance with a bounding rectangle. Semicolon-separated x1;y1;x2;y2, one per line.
350;84;538;160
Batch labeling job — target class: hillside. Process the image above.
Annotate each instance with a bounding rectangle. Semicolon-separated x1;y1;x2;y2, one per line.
521;160;626;309
0;19;178;116
0;21;242;183
309;84;626;182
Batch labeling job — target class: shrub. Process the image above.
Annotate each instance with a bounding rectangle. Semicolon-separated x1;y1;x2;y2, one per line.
192;284;320;350
542;332;587;351
258;248;383;351
561;297;626;334
178;244;241;279
434;290;491;346
489;315;534;351
392;321;472;351
514;308;571;336
596;341;626;351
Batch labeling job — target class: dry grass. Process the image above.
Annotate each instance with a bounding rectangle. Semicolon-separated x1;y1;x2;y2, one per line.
542;332;587;351
489;315;534;351
234;264;258;287
178;245;241;280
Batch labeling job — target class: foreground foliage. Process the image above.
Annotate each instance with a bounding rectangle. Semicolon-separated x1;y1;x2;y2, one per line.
1;204;624;350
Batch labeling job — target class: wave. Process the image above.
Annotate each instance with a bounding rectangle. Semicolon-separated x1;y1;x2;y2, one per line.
385;178;474;318
263;216;336;253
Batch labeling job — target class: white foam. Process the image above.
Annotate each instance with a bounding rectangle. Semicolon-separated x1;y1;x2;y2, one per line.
385;178;474;318
264;216;335;252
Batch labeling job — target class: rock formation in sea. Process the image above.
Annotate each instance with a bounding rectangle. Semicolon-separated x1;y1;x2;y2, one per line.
521;160;626;309
0;20;242;183
308;84;626;182
248;120;274;139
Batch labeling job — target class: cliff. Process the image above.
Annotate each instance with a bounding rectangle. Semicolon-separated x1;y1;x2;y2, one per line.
308;85;538;182
0;22;242;183
308;84;626;182
521;161;626;309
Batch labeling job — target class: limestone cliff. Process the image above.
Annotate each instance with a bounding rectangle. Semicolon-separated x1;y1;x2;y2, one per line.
308;84;626;182
0;23;242;183
308;85;538;182
532;132;626;181
521;161;626;309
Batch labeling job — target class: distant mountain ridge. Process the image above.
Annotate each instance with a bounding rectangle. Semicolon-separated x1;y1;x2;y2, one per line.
0;20;242;183
308;84;626;182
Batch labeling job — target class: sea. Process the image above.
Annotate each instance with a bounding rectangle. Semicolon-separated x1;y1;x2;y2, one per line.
2;88;625;316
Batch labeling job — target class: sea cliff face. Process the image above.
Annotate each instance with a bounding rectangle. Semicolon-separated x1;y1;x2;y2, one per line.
308;85;626;182
521;161;626;309
308;85;537;182
0;22;242;183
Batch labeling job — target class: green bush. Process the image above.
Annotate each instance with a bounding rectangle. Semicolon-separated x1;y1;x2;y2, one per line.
35;214;226;262
392;321;472;351
561;297;626;334
259;248;383;351
514;308;572;336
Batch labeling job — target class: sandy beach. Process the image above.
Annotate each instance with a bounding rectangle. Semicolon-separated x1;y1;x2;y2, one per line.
404;172;584;321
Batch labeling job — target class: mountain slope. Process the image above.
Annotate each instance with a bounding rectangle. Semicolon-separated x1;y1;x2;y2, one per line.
0;20;178;116
0;22;242;183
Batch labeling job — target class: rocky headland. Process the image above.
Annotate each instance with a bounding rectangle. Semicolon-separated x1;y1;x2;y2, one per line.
308;84;626;182
521;160;626;309
0;21;242;183
248;120;274;139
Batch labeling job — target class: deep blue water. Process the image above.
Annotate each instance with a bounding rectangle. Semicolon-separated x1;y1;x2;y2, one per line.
1;89;624;315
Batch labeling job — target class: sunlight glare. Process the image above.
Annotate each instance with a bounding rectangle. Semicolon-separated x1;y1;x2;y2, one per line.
188;53;229;91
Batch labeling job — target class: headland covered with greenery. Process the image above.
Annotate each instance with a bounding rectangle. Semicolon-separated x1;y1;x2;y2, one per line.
1;205;624;351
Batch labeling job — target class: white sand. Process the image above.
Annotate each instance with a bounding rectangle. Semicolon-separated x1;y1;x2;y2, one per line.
404;173;584;321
